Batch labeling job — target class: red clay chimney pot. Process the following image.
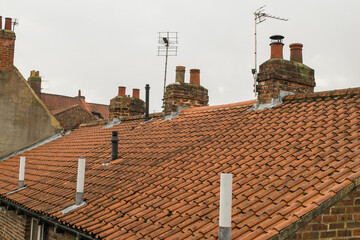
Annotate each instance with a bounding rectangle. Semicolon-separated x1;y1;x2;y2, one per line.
289;43;303;63
132;88;140;99
190;69;200;85
118;86;126;97
78;90;81;97
5;18;12;30
0;17;2;29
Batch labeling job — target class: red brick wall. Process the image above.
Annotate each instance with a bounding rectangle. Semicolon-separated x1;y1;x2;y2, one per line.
0;206;29;240
290;186;360;240
0;29;16;70
47;225;76;240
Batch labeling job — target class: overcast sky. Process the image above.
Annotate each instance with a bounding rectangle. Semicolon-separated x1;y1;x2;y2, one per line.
3;0;360;112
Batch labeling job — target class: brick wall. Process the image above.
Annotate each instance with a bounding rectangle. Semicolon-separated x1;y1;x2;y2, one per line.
47;225;76;240
0;206;30;240
289;186;360;240
257;58;315;104
164;82;209;115
0;29;16;70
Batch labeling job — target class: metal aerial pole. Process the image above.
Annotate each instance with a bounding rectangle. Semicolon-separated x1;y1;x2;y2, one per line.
157;32;178;112
252;6;288;96
162;32;169;110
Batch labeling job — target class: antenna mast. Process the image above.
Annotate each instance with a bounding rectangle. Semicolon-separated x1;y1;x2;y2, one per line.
157;32;178;111
12;18;19;31
252;6;288;96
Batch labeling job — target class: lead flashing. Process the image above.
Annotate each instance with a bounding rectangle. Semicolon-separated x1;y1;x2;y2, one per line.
249;90;294;111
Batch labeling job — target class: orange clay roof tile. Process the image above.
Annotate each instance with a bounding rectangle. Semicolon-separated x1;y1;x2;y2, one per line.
0;88;360;239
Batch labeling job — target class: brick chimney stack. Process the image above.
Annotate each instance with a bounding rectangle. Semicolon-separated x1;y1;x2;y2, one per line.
0;17;16;70
190;69;200;85
28;70;42;96
164;66;209;115
290;43;303;63
109;86;145;120
256;35;315;105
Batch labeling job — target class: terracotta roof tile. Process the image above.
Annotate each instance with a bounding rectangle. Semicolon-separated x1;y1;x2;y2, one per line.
0;88;359;239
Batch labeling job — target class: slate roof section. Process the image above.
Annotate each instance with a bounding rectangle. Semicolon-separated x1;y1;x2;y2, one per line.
41;93;109;119
0;88;359;239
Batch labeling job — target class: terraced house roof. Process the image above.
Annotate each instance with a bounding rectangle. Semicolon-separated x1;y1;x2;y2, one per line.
0;87;359;239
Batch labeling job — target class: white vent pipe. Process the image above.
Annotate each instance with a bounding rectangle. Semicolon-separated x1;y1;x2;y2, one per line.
75;157;86;205
18;156;26;189
219;173;232;240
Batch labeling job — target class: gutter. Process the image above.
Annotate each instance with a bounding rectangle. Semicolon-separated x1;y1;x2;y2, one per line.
0;197;98;240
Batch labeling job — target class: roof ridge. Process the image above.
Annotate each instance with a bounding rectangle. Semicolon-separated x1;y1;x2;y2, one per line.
181;99;257;113
283;87;360;101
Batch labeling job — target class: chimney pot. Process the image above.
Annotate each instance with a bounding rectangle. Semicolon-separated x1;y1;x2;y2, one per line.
290;43;303;63
190;69;200;85
132;88;140;99
78;90;81;97
270;35;284;59
0;16;2;29
4;17;12;30
118;86;126;97
30;70;36;77
175;66;186;83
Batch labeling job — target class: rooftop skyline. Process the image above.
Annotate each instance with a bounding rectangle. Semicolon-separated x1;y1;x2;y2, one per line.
3;0;360;112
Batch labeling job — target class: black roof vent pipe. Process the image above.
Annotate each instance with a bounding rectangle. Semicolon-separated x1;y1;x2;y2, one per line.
145;84;150;121
111;131;119;161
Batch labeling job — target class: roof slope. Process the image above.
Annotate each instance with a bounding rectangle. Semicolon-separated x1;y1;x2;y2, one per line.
41;93;109;119
0;88;359;239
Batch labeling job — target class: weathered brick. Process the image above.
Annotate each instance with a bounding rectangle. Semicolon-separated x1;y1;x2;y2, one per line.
320;231;336;238
339;214;353;221
337;230;352;237
329;223;344;229
302;232;319;240
312;223;328;231
331;207;346;214
347;207;360;213
323;215;337;223
348;222;360;228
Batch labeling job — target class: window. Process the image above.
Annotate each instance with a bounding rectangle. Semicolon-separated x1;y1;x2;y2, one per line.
30;218;43;240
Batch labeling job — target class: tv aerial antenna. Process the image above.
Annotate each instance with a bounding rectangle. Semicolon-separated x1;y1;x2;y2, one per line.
157;32;178;110
12;18;19;31
252;6;288;96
